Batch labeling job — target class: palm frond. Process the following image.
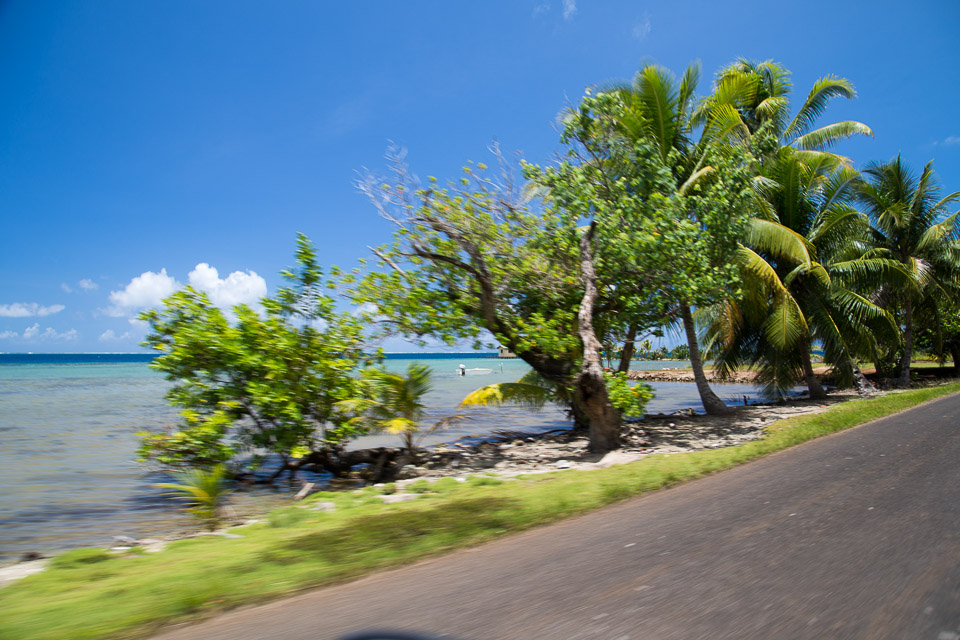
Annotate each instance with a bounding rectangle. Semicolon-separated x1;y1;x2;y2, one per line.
746;218;814;265
784;76;857;140
791;121;873;150
460;382;555;410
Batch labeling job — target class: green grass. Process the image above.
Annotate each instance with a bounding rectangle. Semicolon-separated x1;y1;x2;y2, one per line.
2;381;958;640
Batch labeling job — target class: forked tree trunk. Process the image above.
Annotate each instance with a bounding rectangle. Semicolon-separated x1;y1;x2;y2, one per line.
897;298;914;387
617;324;638;373
801;342;827;400
679;300;732;416
576;224;622;453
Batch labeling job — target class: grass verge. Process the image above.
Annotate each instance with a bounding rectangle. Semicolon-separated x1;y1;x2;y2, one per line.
2;382;958;640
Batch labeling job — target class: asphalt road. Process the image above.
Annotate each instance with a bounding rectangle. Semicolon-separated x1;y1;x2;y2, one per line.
154;392;960;640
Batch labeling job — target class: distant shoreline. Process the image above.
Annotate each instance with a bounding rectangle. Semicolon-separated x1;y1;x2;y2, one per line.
0;351;512;364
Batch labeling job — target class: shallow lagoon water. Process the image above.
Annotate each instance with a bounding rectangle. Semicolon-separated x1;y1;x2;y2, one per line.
0;357;769;561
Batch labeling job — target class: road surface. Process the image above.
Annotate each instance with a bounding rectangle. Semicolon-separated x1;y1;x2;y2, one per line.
154;392;960;640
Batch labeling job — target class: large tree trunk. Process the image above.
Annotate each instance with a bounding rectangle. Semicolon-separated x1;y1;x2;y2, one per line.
576;224;622;453
952;344;960;377
679;300;732;415
801;343;827;400
617;324;638;373
897;298;914;387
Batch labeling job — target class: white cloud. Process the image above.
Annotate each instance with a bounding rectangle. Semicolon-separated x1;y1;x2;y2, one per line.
562;0;576;20
532;1;550;17
0;302;66;318
941;136;960;146
632;14;651;40
0;330;17;339
99;329;132;342
62;279;100;294
106;263;266;319
188;263;267;308
18;323;78;341
106;269;181;317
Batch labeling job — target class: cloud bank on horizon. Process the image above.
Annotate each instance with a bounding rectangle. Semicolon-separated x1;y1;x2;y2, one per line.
0;262;267;349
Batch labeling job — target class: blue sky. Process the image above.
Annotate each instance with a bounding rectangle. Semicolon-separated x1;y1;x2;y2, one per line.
1;0;958;352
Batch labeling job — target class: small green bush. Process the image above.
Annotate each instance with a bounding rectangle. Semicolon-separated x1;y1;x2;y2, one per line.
430;477;461;494
51;548;112;569
406;479;431;493
378;483;397;495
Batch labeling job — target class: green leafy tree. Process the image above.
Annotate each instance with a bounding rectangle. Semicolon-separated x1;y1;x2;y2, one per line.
139;234;371;478
337;363;466;456
856;156;960;385
537;62;755;415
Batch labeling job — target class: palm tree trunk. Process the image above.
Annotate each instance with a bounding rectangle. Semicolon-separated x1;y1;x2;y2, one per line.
617;324;638;373
679;301;732;415
951;345;960;377
897;298;914;387
801;342;827;400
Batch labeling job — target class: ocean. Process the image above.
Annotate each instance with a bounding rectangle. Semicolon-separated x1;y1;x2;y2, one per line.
0;353;766;562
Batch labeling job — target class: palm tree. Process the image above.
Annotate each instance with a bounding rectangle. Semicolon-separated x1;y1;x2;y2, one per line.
338;364;467;455
702;157;898;398
155;464;232;531
856;156;960;385
695;60;891;398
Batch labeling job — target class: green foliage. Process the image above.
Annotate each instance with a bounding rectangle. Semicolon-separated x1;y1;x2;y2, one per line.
139;234;371;471
671;344;691;360
857;156;960;381
603;372;654;418
406;479;432;493
466;475;504;487
696;60;897;397
155;464;233;531
50;548;112;569
378;483;397;495
337;364;467;454
461;369;568;411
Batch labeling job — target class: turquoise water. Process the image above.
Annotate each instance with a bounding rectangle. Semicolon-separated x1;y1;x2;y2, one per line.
0;357;766;561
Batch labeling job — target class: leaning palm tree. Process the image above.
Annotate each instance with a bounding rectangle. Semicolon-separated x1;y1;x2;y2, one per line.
337;364;467;455
856;156;960;385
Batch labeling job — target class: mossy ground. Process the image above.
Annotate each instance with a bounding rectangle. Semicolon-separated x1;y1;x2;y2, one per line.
1;381;958;640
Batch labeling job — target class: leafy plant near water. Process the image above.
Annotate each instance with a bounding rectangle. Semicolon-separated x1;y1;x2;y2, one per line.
155;464;233;531
336;363;468;456
139;234;373;477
